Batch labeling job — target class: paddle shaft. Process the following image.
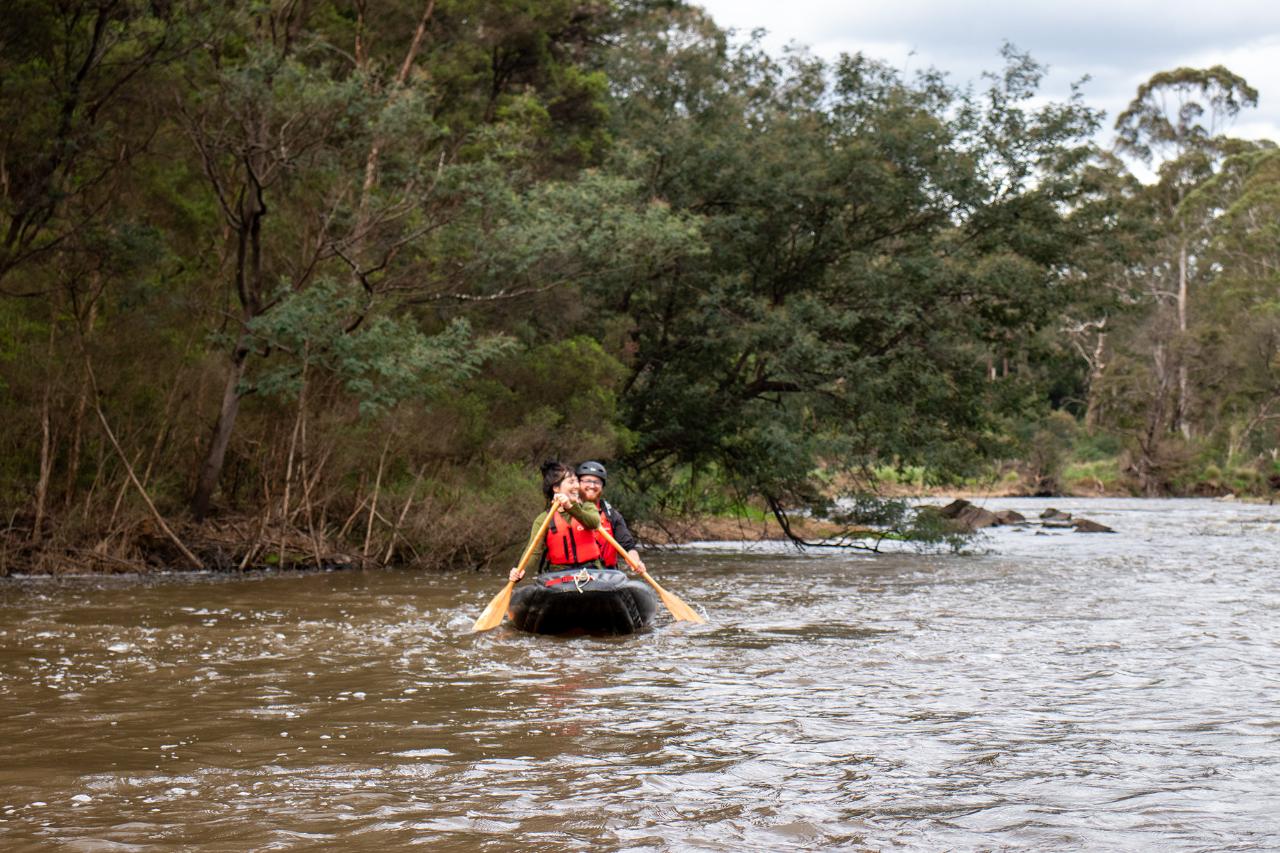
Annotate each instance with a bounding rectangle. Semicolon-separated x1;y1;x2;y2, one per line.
471;505;558;632
596;528;640;570
515;506;558;576
596;527;704;623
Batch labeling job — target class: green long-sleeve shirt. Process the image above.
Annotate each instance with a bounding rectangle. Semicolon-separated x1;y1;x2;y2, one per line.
528;500;600;570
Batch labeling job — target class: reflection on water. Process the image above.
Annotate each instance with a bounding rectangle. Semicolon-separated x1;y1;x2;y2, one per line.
1;498;1279;850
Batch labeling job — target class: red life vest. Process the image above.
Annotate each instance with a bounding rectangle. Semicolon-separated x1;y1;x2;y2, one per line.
595;501;618;567
544;509;602;566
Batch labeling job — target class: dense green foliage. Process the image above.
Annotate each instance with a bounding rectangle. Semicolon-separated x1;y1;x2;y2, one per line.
2;1;1278;572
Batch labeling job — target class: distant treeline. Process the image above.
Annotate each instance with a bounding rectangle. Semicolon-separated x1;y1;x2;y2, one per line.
2;1;1277;573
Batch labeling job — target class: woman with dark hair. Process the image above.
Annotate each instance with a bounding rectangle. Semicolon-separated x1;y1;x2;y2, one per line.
507;460;601;583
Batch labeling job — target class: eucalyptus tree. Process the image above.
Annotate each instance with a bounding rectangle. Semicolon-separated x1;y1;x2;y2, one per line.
0;0;206;542
601;7;1102;527
181;0;697;522
1113;66;1259;440
1184;143;1280;466
1053;152;1156;432
0;0;189;290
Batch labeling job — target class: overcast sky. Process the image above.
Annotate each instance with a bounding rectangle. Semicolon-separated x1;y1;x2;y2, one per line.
694;1;1280;147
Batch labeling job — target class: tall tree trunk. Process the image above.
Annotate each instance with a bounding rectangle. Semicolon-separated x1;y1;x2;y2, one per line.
64;298;98;506
1176;240;1192;438
1083;331;1107;432
191;344;249;521
33;386;54;543
363;438;391;559
33;321;57;542
1137;341;1174;495
192;151;266;521
65;368;90;507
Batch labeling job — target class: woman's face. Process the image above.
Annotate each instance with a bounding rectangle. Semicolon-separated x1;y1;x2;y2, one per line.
554;471;580;500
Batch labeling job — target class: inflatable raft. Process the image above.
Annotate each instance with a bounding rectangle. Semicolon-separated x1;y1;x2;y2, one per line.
508;567;657;635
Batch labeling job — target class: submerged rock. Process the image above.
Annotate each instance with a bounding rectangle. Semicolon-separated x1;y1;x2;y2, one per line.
938;499;999;531
994;509;1026;525
929;500;1116;534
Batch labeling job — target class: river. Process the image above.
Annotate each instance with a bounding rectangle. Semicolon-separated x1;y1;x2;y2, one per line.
1;497;1278;851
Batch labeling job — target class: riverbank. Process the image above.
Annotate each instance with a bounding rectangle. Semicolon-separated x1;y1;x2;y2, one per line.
3;513;836;576
873;451;1279;502
0;514;359;577
3;505;868;575
633;513;850;545
1;486;1261;576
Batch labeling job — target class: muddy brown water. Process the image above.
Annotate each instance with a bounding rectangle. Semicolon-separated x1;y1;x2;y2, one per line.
2;498;1278;851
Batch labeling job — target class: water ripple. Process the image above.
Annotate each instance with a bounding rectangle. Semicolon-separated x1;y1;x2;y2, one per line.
2;498;1279;850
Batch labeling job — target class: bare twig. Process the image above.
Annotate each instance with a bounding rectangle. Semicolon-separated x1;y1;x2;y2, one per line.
338;493;369;539
107;449;145;529
278;360;307;565
363;437;391;558
81;355;203;570
382;466;425;566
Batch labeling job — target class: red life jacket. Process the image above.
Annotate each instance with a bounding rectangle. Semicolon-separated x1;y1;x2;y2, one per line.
594;500;618;567
544;509;602;566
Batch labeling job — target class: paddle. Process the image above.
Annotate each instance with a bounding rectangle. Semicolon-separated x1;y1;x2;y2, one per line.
598;527;705;624
471;508;557;632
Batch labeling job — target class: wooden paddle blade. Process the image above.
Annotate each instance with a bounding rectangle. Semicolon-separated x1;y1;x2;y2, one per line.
471;508;559;633
644;573;705;623
661;590;705;624
596;525;705;624
596;522;706;622
471;579;516;632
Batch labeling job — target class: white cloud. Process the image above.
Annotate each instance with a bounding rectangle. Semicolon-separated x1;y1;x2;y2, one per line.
695;0;1280;145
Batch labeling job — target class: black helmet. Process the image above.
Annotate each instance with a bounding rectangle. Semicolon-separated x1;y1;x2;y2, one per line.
576;460;607;483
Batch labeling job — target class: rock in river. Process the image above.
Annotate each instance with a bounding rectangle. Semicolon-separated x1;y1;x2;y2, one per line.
937;499;999;531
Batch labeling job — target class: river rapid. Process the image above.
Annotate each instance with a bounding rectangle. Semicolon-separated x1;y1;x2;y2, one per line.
1;497;1278;851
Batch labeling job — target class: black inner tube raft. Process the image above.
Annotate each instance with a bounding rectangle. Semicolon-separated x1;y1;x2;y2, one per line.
508;568;657;635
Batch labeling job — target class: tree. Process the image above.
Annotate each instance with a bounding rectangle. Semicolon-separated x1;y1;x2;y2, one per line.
600;11;1102;525
0;1;204;545
182;1;696;520
0;0;187;290
1185;144;1280;466
1053;151;1154;432
1114;66;1259;439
